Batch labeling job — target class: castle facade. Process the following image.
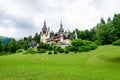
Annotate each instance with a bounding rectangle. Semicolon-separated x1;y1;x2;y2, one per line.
40;21;77;48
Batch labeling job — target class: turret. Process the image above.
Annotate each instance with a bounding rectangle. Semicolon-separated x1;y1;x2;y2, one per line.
59;21;64;33
40;20;50;43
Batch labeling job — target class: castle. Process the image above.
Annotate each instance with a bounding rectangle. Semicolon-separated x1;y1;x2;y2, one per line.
40;21;77;48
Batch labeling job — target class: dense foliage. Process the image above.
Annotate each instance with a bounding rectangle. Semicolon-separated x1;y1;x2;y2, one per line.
75;14;120;45
112;39;120;46
66;39;97;52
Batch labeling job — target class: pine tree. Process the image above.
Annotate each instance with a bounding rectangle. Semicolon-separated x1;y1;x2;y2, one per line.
8;39;17;53
0;39;3;52
101;18;105;24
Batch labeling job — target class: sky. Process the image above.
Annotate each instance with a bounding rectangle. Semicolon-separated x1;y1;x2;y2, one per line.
0;0;120;40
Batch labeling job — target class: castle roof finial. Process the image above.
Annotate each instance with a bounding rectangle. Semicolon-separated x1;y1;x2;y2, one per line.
42;20;47;31
43;20;46;28
59;20;64;33
60;20;63;28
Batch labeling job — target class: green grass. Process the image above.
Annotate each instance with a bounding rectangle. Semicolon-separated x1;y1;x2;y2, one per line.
0;45;120;80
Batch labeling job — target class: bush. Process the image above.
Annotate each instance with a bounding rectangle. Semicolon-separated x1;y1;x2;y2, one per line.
58;48;64;53
95;40;101;46
48;46;53;51
48;51;52;55
65;49;69;54
38;49;46;53
84;40;93;44
72;39;85;47
81;46;90;52
23;51;28;54
16;49;25;53
74;51;77;53
112;39;120;46
0;52;5;56
88;43;97;50
27;48;37;54
78;47;83;52
54;51;57;54
66;46;77;52
70;39;98;52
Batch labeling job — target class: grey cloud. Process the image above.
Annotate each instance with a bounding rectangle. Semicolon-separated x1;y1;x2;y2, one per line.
0;9;37;39
18;0;66;13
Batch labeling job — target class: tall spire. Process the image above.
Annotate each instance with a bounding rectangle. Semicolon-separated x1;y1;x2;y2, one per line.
60;20;63;28
59;20;64;33
42;20;47;31
43;20;46;28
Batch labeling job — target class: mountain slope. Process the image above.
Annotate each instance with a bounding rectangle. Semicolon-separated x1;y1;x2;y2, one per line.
0;36;12;44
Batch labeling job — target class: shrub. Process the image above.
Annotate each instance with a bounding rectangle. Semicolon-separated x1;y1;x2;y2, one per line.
66;46;77;52
53;46;57;51
72;39;85;47
84;40;93;45
48;51;52;55
74;51;77;53
0;52;5;56
16;49;25;53
27;48;37;54
54;51;57;54
38;49;46;53
112;39;120;46
70;39;98;52
81;46;90;52
58;48;64;53
94;40;101;46
78;47;83;52
48;46;53;51
65;49;69;54
23;51;28;54
88;43;97;50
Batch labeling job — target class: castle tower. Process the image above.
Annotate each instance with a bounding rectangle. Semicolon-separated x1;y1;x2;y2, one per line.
59;21;64;33
40;20;50;43
58;21;64;42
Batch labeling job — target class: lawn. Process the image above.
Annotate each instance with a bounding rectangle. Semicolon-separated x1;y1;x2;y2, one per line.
0;45;120;80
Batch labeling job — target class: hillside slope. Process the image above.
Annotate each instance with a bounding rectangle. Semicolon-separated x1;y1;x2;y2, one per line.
0;36;12;44
0;45;120;80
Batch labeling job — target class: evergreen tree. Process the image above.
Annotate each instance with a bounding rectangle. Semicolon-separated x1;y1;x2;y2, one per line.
33;33;40;43
0;39;3;52
107;17;111;22
50;31;54;37
8;39;18;53
100;18;105;24
4;43;9;52
113;14;120;39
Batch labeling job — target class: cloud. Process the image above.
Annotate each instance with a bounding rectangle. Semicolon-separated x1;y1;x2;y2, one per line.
0;0;120;39
0;10;37;39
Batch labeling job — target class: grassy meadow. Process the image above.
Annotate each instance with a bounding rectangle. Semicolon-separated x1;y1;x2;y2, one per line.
0;45;120;80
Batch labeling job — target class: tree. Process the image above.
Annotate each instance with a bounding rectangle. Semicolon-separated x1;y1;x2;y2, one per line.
107;17;111;22
113;14;120;39
50;31;54;37
8;39;18;53
3;43;9;52
89;27;97;41
77;30;87;40
33;33;40;43
96;18;117;44
100;18;105;24
85;29;90;40
0;39;3;52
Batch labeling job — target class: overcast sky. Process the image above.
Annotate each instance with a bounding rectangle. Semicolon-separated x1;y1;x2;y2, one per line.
0;0;120;39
